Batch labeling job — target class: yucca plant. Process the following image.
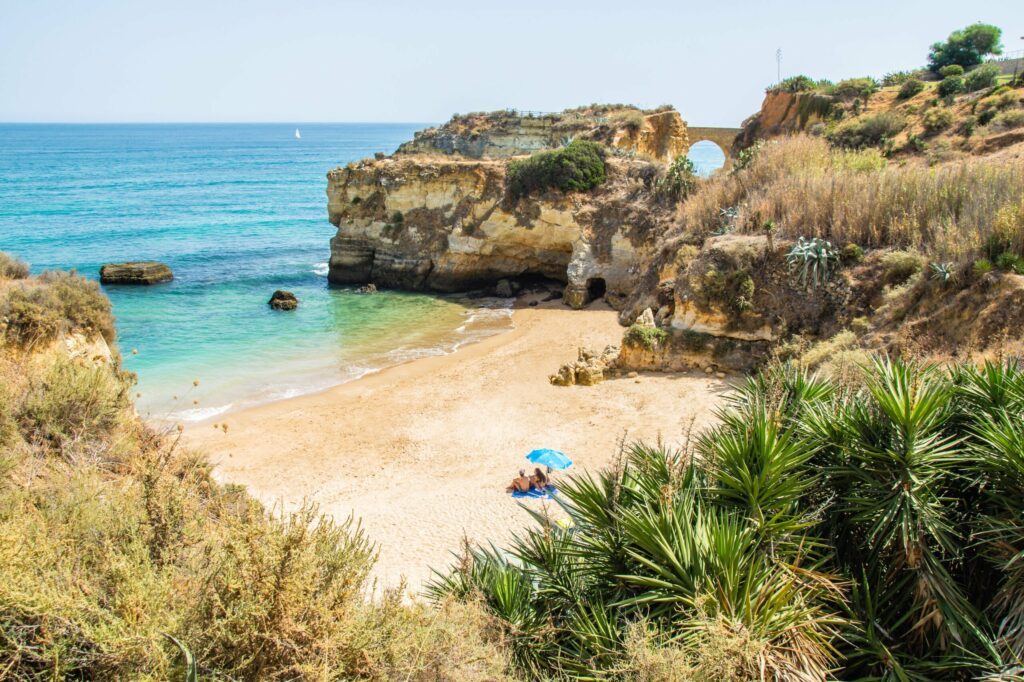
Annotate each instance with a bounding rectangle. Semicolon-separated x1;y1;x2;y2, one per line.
430;357;1024;679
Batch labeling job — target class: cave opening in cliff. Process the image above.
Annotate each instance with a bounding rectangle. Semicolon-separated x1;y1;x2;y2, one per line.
586;277;607;301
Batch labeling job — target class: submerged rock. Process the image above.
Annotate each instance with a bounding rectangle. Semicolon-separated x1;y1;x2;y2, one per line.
268;290;299;311
356;283;378;294
99;261;173;285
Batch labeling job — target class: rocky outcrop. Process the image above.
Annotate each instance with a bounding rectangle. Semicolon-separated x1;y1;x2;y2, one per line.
99;262;173;285
550;346;619;386
327;155;673;308
397;107;688;163
268;290;298;310
735;91;835;151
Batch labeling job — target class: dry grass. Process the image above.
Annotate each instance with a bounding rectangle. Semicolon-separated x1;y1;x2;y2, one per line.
0;267;116;348
672;136;1024;262
0;269;516;681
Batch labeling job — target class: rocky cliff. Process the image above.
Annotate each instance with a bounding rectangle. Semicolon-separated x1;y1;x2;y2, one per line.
327;106;688;307
396;106;688;163
327;154;674;307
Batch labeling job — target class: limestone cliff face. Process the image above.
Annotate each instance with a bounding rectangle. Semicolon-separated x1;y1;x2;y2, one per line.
397;107;688;163
735;91;835;150
327;155;671;306
608;110;688;163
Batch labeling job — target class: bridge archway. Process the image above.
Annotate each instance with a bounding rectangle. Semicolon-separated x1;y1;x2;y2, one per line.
684;126;743;172
687;140;727;176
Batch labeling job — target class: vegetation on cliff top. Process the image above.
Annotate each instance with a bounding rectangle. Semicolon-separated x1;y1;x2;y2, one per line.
432;358;1024;679
506;140;608;199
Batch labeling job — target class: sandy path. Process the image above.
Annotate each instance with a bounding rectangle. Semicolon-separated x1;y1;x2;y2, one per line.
183;297;729;594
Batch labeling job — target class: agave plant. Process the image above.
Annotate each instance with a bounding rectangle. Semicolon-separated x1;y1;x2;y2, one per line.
787;237;841;288
930;261;955;283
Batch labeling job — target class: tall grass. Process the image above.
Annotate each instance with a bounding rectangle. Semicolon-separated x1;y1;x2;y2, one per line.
675;137;1024;261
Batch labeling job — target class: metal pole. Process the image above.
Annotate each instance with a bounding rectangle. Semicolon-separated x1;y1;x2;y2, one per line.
776;48;782;84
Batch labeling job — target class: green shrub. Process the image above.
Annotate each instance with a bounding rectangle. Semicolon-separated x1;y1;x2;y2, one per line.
965;63;1000;91
897;78;925;100
881;249;924;284
938;75;966;97
882;70;916;87
841;242;864;264
922;107;955;134
938;64;965;77
19;357;129;448
390;210;403;224
506;140;607;199
979;108;997;125
0;271;116;347
623;324;667;349
973;257;994;277
992;110;1024;130
827;111;906;148
832;77;879;100
1;285;64;346
0;252;29;279
995;252;1024;274
657;155;698;199
767;75;818;93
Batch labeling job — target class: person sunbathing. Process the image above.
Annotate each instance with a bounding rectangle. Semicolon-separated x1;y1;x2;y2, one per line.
505;469;531;493
531;467;549;491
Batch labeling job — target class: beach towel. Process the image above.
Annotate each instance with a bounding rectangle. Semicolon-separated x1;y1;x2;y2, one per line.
511;485;557;499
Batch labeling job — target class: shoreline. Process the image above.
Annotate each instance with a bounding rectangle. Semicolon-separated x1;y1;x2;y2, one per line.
183;295;730;593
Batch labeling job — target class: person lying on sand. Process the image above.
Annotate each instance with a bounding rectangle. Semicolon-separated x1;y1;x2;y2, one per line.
506;469;531;493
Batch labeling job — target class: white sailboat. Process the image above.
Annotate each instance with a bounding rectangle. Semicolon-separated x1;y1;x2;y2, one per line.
294;128;301;139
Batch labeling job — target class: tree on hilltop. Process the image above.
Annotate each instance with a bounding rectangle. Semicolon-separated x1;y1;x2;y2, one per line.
928;23;1003;71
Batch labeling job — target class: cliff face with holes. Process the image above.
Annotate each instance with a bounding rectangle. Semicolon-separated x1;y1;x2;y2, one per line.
327;155;673;307
327;108;683;307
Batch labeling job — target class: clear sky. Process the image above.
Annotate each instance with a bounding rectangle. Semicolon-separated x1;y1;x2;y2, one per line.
0;0;1020;126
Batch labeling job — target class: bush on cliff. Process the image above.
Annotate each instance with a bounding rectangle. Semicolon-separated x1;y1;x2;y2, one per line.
0;253;29;280
827;111;906;148
766;74;818;93
623;324;667;349
0;267;115;347
897;77;925;99
431;358;1024;680
506;140;607;199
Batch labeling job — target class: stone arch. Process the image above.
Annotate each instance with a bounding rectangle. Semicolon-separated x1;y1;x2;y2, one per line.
684;127;743;167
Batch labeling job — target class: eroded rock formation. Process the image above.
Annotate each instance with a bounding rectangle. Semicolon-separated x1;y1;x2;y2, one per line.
327;154;674;308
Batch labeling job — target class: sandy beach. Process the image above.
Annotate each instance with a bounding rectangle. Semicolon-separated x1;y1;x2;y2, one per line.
184;296;729;593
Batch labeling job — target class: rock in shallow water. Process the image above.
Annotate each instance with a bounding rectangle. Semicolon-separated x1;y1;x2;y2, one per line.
99;261;173;285
268;290;298;311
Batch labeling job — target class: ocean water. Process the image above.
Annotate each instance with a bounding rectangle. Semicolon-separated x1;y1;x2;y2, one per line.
0;124;725;420
0;123;514;420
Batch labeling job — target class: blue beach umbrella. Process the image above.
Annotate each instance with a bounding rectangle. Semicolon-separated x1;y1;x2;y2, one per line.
526;448;572;470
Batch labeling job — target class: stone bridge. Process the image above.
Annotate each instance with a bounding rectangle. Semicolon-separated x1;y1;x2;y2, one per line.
685;126;743;159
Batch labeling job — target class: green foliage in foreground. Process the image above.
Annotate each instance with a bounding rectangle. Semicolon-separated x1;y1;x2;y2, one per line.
506;140;607;199
430;358;1024;680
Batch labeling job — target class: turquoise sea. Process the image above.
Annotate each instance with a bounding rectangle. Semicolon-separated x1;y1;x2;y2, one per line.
0;124;725;421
